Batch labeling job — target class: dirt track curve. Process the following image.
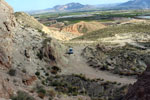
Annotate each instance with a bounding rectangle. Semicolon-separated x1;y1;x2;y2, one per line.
61;44;137;85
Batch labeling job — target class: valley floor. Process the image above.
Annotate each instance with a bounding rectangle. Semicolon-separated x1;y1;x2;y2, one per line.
61;44;137;84
61;30;150;85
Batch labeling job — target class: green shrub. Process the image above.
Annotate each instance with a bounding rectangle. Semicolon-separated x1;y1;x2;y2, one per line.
36;51;43;60
48;90;56;100
11;91;35;100
35;71;40;76
37;87;46;94
8;69;17;76
22;69;27;73
37;87;46;99
45;73;49;76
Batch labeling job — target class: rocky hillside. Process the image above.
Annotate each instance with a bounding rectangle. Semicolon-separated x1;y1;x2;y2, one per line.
15;12;78;41
15;12;45;32
0;0;16;98
0;0;68;99
0;0;16;69
123;58;150;100
61;21;106;35
3;0;150;100
82;44;148;76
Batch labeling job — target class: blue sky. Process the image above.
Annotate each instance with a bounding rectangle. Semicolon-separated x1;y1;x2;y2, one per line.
5;0;129;11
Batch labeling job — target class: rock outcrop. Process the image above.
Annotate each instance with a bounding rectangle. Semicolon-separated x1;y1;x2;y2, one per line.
0;0;67;99
0;0;16;69
82;44;148;76
0;0;16;98
0;0;72;100
123;58;150;100
37;38;66;66
22;75;37;86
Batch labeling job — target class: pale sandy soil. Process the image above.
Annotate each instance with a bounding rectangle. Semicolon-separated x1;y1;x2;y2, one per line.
61;45;137;85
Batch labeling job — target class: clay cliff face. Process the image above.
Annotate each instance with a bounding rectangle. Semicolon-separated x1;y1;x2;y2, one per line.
0;0;16;69
123;58;150;100
61;21;106;35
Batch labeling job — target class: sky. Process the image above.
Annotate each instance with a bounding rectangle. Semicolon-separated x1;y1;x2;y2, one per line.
5;0;129;11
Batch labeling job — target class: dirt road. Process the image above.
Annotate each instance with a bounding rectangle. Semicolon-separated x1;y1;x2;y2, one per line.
61;45;137;84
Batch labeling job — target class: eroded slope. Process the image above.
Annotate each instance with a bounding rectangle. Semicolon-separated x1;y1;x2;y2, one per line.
61;21;106;35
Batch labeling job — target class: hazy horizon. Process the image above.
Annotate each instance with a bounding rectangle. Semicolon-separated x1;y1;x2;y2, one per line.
5;0;129;11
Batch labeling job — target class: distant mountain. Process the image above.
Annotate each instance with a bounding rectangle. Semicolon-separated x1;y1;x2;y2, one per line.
119;0;150;9
27;1;150;14
28;2;127;14
28;3;96;14
53;3;86;11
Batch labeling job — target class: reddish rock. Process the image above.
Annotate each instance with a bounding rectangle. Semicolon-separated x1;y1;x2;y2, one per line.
22;75;37;86
61;21;106;35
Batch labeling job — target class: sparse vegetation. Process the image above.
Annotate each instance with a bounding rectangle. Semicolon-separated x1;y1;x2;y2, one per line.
42;38;52;46
82;44;148;76
3;2;148;100
33;10;150;26
51;66;61;74
47;89;56;100
37;87;46;99
11;91;35;100
43;74;128;100
15;12;43;30
74;23;150;41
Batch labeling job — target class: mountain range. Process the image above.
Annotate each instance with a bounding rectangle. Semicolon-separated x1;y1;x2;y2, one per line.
29;3;95;14
119;0;150;9
29;0;150;14
52;3;91;11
